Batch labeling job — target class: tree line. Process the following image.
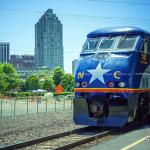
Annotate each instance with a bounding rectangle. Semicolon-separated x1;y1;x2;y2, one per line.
0;64;74;95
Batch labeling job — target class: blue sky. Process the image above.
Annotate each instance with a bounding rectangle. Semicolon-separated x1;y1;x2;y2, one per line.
0;0;150;73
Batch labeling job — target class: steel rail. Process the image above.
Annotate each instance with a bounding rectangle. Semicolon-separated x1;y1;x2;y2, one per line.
0;127;91;150
54;118;150;150
54;129;115;150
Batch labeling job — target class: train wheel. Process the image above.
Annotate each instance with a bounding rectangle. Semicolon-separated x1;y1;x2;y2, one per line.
135;94;150;120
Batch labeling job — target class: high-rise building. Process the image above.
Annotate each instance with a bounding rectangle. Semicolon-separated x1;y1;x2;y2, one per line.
0;42;10;63
35;9;63;69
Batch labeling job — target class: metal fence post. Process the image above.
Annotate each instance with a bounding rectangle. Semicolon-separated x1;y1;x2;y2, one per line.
71;98;73;110
27;99;28;115
55;98;56;112
37;98;39;114
0;100;2;117
64;97;66;110
14;98;16;117
46;99;47;113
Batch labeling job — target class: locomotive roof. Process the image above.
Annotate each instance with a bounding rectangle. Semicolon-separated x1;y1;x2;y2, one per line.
87;27;150;38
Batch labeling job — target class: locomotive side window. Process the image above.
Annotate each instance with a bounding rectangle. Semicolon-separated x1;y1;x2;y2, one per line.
141;39;149;54
148;40;150;54
144;40;148;54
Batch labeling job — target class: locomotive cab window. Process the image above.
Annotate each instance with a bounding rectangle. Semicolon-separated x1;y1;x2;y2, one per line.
117;36;137;50
149;40;150;53
83;38;99;51
146;39;150;54
98;37;117;50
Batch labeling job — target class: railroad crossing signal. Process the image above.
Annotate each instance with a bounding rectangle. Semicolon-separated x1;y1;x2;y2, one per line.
55;84;64;94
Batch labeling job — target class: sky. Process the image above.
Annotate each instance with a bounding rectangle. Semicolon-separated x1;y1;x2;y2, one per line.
0;0;150;73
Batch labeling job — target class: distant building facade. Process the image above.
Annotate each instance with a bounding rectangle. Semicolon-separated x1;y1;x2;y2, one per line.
0;42;10;63
35;9;63;70
10;54;36;78
10;55;35;70
72;59;78;75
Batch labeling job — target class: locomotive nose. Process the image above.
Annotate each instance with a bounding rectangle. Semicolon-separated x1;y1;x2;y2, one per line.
75;52;131;90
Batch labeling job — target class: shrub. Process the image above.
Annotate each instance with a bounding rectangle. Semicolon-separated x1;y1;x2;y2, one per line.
17;92;31;97
53;92;74;96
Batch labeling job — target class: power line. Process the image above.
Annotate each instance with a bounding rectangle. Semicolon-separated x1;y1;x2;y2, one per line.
11;50;80;54
0;7;42;14
0;33;33;37
0;7;150;22
0;33;81;40
89;0;150;6
0;16;150;25
0;18;150;30
0;18;150;29
0;17;150;30
60;13;150;22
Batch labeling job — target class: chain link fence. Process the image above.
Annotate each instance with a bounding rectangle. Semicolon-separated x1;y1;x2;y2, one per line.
0;95;73;117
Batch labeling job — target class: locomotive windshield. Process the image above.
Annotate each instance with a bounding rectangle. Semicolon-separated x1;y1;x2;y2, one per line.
117;36;137;49
83;38;98;51
82;36;138;52
99;37;117;50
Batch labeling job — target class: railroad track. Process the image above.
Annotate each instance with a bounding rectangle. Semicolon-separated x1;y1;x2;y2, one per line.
0;126;114;150
0;118;150;150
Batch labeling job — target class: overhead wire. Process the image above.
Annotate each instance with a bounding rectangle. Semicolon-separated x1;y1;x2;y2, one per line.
89;0;150;6
0;7;150;22
10;50;80;54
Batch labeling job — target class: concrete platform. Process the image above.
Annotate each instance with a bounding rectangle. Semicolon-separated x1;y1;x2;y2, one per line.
88;125;150;150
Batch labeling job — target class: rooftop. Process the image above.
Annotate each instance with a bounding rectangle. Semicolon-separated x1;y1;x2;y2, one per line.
87;26;150;38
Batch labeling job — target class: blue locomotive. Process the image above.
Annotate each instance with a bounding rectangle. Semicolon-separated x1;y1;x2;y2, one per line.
73;27;150;127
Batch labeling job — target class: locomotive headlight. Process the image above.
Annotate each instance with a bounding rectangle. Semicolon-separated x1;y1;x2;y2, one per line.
96;53;110;60
74;82;80;88
118;82;126;88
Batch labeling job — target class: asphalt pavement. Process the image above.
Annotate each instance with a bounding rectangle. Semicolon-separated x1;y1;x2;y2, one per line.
88;125;150;150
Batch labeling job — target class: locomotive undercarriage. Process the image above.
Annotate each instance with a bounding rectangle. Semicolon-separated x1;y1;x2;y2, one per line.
73;92;150;127
73;94;129;127
135;93;150;119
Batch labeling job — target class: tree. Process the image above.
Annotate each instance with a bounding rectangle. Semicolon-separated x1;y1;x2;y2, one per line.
42;77;55;91
2;63;16;75
0;64;3;74
0;74;8;93
34;69;52;79
20;80;26;92
53;67;64;86
25;75;40;90
61;73;74;92
0;64;20;93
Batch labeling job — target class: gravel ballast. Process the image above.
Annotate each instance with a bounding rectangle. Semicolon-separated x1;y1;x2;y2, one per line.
0;110;83;147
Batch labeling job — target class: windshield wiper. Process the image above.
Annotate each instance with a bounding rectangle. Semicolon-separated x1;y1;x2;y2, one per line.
99;35;112;48
119;35;127;46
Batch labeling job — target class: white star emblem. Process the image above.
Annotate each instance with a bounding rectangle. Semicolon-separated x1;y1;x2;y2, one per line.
87;63;111;84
